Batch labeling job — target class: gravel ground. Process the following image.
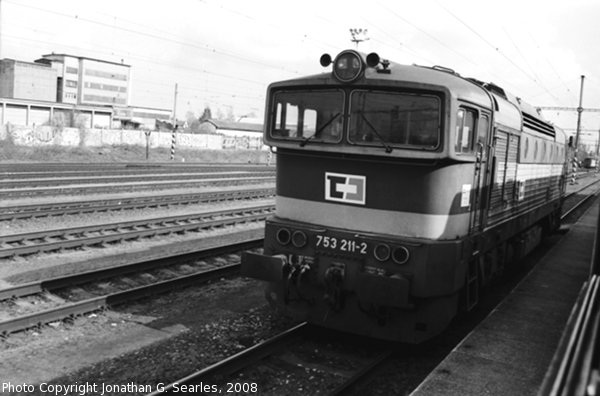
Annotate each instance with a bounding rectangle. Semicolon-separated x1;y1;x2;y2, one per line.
1;276;300;395
0;174;286;395
0;182;274;214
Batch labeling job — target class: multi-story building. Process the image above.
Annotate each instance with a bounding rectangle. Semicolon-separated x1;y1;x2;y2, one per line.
35;53;131;107
1;53;172;130
0;59;57;102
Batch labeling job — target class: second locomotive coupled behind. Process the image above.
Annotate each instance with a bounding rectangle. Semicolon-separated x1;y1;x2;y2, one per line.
242;50;567;343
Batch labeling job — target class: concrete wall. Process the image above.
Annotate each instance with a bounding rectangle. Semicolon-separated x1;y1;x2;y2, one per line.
0;124;267;150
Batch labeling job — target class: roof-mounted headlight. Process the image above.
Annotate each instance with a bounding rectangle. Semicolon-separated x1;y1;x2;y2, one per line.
333;50;364;83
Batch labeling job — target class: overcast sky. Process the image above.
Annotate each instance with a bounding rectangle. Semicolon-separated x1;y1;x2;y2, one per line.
1;0;600;144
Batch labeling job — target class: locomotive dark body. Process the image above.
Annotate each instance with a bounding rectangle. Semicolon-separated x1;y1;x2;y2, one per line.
242;50;567;343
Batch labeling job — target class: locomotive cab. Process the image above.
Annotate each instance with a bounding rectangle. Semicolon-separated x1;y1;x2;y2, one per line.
241;50;567;343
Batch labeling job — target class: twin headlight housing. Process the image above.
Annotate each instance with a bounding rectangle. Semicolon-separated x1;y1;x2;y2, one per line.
320;50;389;83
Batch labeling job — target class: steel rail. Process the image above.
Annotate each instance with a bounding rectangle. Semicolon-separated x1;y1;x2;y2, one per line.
328;350;393;395
0;165;274;179
0;233;263;301
0;162;273;170
146;322;309;396
561;184;600;221
0;204;274;258
0;176;275;198
0;187;274;220
0;171;274;188
0;262;246;337
563;176;600;201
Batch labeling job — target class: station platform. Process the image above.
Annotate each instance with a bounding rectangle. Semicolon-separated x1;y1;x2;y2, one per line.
411;201;598;395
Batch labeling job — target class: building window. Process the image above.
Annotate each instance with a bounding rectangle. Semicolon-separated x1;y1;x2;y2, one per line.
65;80;78;88
66;67;78;74
84;69;128;81
83;94;126;105
85;82;127;92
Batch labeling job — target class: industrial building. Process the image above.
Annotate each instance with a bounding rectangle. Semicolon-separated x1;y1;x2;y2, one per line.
35;53;131;106
0;53;170;130
0;59;57;102
113;106;172;129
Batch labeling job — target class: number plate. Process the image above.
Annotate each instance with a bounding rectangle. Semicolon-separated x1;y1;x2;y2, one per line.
315;234;368;255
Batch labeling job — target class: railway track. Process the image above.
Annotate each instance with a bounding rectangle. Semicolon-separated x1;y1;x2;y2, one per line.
1;168;597;392
148;322;392;396
148;181;600;396
0;164;274;179
0;203;274;258
0;175;275;198
0;231;263;337
0;186;274;221
562;178;600;222
0;171;275;189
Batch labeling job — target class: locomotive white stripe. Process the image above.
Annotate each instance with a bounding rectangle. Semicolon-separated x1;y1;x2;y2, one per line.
276;196;470;240
515;163;564;179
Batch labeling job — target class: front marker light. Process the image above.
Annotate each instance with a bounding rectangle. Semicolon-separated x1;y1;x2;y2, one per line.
392;246;410;264
374;243;391;262
292;231;307;248
276;228;291;245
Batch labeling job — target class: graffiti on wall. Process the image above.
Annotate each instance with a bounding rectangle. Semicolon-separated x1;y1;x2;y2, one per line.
6;125;59;145
3;123;272;150
222;135;264;150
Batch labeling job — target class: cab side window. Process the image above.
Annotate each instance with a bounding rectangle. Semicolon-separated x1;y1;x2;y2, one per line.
455;108;477;154
477;115;489;147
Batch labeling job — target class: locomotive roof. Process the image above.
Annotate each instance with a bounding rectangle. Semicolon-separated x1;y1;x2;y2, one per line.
269;51;565;142
270;61;493;109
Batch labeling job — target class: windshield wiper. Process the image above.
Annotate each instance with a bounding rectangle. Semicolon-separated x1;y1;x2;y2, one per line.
360;113;393;153
299;112;341;147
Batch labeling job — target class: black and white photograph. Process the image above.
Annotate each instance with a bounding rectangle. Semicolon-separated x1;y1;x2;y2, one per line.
0;0;599;395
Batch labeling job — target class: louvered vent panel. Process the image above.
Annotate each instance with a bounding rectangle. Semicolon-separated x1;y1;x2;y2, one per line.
523;112;555;138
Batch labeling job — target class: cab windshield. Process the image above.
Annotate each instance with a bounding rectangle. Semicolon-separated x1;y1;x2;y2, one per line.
349;90;441;149
268;88;441;150
269;89;344;143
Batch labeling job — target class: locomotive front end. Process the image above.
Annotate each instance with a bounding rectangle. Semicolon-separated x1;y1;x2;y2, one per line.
241;50;493;343
243;216;466;342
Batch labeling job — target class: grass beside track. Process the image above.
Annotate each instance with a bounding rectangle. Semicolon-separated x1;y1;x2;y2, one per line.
0;143;270;164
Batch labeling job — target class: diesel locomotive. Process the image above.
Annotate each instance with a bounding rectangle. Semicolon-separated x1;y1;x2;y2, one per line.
241;49;567;343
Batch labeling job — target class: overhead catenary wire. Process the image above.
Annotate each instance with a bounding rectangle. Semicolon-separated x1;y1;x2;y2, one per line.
2;0;295;116
3;0;302;76
1;33;265;112
435;1;559;103
2;0;597;124
526;31;578;105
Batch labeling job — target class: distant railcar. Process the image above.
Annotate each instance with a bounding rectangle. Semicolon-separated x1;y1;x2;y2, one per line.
241;50;568;343
583;157;597;169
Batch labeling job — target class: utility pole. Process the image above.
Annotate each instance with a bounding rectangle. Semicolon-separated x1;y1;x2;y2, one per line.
537;75;600;153
170;83;178;161
0;0;3;59
172;83;178;126
575;75;585;150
